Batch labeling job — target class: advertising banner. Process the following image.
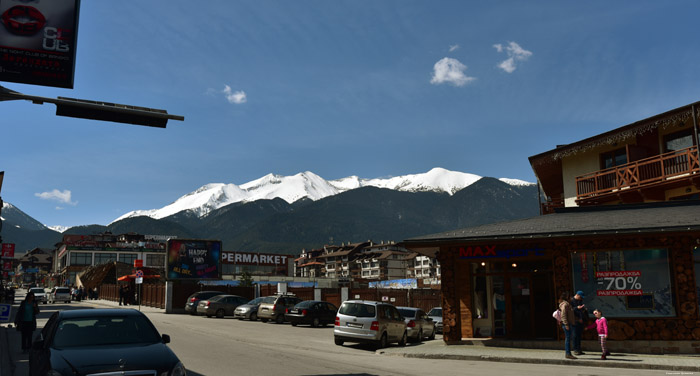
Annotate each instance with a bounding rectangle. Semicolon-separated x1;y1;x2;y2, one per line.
2;260;10;270
1;243;14;258
0;0;80;88
166;239;221;280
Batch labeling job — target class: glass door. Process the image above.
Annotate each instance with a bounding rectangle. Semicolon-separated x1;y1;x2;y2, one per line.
509;276;531;338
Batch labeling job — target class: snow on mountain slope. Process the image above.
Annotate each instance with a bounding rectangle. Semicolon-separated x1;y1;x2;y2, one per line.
113;168;534;223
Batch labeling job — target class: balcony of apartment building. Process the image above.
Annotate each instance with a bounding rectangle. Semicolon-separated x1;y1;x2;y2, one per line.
576;144;699;206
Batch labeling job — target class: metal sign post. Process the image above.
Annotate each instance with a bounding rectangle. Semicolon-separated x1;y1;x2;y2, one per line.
135;269;143;311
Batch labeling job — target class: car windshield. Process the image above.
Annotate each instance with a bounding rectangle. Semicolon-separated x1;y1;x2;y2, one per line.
339;303;376;318
247;297;264;305
52;315;162;348
397;308;417;318
261;296;276;304
55;288;70;293
296;301;315;308
209;295;226;302
428;308;442;316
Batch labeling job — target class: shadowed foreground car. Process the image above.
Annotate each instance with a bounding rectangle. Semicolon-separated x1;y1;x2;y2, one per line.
285;300;337;327
29;308;186;376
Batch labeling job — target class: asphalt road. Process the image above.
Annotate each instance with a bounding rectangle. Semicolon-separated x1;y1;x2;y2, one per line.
8;296;676;376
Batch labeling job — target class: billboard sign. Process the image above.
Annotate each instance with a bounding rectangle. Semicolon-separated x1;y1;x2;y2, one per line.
166;239;221;280
220;251;290;266
1;243;14;258
0;0;80;88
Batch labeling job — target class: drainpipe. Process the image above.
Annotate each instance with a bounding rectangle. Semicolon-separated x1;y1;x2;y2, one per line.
694;104;700;174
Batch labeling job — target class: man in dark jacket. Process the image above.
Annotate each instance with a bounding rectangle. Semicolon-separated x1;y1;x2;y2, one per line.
571;290;588;355
15;291;40;352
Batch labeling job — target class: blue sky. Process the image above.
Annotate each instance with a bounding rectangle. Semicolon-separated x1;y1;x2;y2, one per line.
2;1;700;228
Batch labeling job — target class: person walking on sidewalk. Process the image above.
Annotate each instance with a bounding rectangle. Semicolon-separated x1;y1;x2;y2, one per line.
570;290;588;355
593;309;610;360
14;291;40;353
119;285;125;306
558;292;576;360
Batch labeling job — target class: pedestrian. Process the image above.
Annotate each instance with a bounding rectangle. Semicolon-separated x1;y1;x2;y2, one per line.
558;291;576;360
124;286;130;305
593;309;610;360
570;290;588;355
93;286;98;300
119;285;125;306
14;291;40;353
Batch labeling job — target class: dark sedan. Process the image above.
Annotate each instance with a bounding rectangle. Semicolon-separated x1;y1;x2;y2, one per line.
285;300;337;327
197;294;249;318
29;309;186;376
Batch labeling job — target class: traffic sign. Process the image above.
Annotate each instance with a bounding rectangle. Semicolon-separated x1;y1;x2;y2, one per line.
134;259;143;268
135;277;143;284
0;304;11;323
135;270;144;278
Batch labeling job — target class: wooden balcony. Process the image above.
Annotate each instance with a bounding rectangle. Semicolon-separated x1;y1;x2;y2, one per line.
576;146;700;203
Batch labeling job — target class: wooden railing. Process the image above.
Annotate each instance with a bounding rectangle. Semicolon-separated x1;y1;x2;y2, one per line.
576;146;699;200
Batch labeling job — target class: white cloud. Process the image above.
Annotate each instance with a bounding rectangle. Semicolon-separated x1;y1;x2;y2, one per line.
493;41;532;73
430;57;475;87
35;189;77;206
449;44;460;52
223;85;247;104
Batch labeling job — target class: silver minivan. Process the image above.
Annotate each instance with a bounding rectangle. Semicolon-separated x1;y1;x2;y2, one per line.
334;300;407;349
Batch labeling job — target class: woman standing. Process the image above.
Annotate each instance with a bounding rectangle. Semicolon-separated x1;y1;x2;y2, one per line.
558;291;576;360
14;291;40;352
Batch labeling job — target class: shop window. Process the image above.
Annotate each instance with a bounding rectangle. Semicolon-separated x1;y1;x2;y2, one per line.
94;253;116;265
473;274;488;319
69;252;92;266
118;254;138;265
570;249;675;317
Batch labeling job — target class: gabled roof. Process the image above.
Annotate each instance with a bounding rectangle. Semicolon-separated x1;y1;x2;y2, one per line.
404;201;700;245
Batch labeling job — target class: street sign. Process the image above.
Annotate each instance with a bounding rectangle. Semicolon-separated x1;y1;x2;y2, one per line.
135;270;144;278
135;277;143;284
0;304;11;323
134;259;143;268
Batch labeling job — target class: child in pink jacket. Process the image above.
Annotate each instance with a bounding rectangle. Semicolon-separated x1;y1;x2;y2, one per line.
593;309;610;359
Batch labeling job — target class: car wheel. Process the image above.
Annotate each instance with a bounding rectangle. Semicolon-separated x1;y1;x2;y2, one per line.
216;309;225;318
261;318;268;323
250;312;258;321
428;328;436;340
398;331;407;347
206;314;212;318
416;329;423;343
291;322;298;326
311;318;320;328
334;337;344;346
275;315;285;324
376;333;388;349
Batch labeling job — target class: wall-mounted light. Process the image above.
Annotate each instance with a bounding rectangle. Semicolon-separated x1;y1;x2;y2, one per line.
511;263;517;268
481;262;486;266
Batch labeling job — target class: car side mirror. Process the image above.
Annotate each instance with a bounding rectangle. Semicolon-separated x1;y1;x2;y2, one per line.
162;334;171;344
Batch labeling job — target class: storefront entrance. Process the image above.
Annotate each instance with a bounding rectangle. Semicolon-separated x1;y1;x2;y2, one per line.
471;260;555;339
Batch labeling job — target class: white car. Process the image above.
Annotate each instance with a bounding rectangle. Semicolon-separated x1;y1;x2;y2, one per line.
28;287;47;304
48;286;72;303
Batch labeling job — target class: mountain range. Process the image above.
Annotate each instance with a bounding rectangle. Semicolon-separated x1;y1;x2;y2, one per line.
0;168;540;254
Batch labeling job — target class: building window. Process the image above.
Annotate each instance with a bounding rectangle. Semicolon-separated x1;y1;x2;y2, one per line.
118;253;138;265
664;129;694;152
70;252;92;266
571;249;675;318
146;254;165;268
601;147;627;169
94;253;116;265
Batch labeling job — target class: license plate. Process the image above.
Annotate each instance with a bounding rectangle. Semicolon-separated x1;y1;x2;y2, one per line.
346;322;363;328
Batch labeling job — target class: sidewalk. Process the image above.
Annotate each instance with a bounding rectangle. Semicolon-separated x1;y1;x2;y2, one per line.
379;339;700;372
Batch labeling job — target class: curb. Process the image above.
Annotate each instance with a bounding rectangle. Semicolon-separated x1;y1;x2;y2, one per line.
379;351;700;372
0;326;13;376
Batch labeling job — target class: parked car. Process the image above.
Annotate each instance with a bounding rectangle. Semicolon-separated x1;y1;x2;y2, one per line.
28;308;186;376
427;307;443;334
285;300;337;327
334;300;407;349
233;297;265;321
197;294;249;318
185;291;224;315
257;293;302;324
48;287;72;304
397;306;436;342
29;287;47;304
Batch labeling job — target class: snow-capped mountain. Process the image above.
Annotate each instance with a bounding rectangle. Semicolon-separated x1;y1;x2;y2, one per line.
112;168;533;223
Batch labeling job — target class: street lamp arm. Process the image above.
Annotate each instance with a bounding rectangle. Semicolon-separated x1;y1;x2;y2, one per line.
0;84;184;128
